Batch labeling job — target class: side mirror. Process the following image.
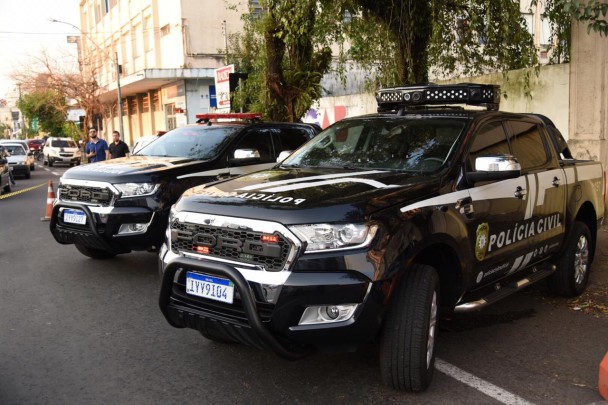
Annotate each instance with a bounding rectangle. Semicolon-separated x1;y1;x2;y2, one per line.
276;150;292;163
466;154;521;184
233;148;261;160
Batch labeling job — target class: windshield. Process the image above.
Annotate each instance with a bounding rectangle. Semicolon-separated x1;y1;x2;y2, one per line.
283;117;467;172
138;126;241;159
53;140;77;148
5;145;26;155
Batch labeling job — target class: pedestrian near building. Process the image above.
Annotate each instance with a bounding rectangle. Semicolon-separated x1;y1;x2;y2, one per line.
85;128;109;163
109;131;130;159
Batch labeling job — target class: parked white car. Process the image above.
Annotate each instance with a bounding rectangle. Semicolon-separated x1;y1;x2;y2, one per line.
44;137;81;167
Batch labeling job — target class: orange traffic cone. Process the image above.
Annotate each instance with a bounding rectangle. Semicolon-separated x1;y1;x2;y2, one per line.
600;351;608;400
41;180;56;221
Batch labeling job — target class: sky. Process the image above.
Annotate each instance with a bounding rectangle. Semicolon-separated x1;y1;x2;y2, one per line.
0;0;81;103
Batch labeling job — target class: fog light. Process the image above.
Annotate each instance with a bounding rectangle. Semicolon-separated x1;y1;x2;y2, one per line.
298;304;358;325
117;223;148;235
325;306;340;319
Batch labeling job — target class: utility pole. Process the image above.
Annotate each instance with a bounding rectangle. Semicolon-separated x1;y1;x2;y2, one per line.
18;84;26;139
223;20;229;64
116;51;124;138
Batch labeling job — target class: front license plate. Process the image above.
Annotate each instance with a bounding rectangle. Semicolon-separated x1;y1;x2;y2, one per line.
185;272;234;304
63;209;86;225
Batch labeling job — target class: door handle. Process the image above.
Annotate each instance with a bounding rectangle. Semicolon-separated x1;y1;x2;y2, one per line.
455;196;474;217
552;176;560;187
514;186;527;199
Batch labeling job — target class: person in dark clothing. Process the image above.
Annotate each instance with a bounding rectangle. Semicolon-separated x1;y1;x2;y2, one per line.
85;128;109;163
109;131;130;159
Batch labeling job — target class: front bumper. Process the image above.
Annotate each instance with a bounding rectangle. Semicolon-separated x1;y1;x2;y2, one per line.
8;163;28;175
50;201;163;253
158;247;385;358
50;155;80;163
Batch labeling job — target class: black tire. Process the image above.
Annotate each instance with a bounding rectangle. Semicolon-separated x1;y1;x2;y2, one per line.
199;322;236;344
31;164;35;171
43;157;47;166
380;264;439;392
547;221;592;297
48;158;54;167
25;171;30;179
2;182;10;194
75;243;117;259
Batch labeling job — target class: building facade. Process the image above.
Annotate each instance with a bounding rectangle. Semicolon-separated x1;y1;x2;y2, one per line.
79;0;252;146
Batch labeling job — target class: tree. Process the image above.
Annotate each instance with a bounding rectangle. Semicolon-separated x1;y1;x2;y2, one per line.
350;0;538;86
230;0;542;120
11;50;107;136
17;90;67;135
229;0;349;122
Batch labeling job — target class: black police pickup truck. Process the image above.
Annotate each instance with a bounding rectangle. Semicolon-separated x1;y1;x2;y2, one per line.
50;114;319;259
158;84;605;392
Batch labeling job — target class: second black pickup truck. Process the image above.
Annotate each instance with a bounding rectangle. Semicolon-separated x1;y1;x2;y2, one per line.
50;114;319;259
158;84;605;392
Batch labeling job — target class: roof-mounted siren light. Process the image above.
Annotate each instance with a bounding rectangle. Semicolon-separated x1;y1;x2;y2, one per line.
376;83;500;112
195;112;263;124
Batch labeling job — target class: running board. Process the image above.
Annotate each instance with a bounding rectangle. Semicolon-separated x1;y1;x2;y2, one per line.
454;265;556;313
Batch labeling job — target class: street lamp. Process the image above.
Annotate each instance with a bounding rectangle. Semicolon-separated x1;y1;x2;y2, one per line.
49;18;124;139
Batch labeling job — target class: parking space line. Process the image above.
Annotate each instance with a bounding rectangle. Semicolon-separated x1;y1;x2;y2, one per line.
0;182;46;200
435;358;534;405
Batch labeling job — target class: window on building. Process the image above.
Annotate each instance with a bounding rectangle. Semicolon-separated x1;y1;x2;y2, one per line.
141;94;150;113
249;0;263;15
129;97;138;115
110;0;117;8
143;16;152;53
165;103;176;130
94;2;101;23
122;98;128;116
132;25;140;57
152;91;161;111
160;24;170;37
103;0;109;14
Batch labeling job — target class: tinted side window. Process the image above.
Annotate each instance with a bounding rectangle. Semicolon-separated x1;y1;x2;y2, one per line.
507;121;549;170
469;121;510;168
275;127;311;151
232;129;274;162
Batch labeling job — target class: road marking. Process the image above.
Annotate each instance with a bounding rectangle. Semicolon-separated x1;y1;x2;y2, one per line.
435;358;534;405
52;171;61;176
43;168;50;171
0;182;46;200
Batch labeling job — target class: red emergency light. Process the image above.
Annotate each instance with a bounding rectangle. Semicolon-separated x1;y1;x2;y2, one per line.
195;113;262;124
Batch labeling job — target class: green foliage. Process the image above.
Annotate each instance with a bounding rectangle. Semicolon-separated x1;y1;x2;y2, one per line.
62;121;83;142
228;0;350;121
17;90;67;135
555;0;608;36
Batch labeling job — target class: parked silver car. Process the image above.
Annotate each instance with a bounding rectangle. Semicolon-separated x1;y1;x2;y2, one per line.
3;143;31;179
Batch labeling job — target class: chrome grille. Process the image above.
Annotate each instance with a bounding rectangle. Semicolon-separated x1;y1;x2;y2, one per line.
171;221;292;272
58;184;114;206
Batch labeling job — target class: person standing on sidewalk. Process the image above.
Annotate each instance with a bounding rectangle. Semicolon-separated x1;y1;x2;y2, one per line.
109;131;130;159
85;128;109;163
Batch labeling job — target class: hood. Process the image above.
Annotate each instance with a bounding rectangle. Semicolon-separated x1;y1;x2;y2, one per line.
62;156;204;182
175;167;439;224
7;155;27;164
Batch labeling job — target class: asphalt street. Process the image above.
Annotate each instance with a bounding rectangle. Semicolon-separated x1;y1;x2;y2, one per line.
0;160;606;404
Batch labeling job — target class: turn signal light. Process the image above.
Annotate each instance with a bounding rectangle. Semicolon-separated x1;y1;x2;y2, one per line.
195;245;210;254
261;234;279;244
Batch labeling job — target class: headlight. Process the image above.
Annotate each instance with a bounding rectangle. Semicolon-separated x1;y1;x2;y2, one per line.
289;223;378;252
114;182;159;197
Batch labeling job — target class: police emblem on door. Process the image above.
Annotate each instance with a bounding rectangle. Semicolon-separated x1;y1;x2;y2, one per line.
475;222;490;261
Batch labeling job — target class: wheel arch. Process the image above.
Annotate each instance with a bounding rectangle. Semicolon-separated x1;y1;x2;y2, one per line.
574;201;597;261
409;240;464;309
